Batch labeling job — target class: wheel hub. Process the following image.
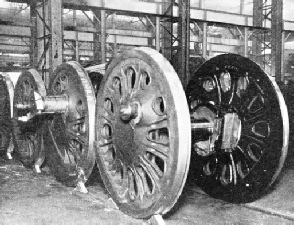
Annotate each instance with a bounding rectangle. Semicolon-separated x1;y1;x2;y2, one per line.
192;106;221;156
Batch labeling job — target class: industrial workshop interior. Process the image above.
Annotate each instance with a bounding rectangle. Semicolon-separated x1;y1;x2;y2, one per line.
1;0;294;224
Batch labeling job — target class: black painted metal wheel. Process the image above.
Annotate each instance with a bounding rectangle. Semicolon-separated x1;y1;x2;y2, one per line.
186;54;289;203
0;74;14;157
96;47;191;218
44;62;96;187
12;69;46;167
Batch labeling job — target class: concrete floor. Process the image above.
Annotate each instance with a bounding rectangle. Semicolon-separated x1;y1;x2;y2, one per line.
1;155;294;225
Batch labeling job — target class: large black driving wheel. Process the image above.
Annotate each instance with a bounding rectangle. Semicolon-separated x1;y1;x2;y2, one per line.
186;54;289;203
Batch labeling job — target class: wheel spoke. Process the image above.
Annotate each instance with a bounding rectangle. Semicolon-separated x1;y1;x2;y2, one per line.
135;124;169;159
120;67;132;99
98;139;113;148
139;155;162;186
137;166;153;196
107;85;121;105
103;98;116;120
132;167;146;201
66;128;86;146
68;140;82;161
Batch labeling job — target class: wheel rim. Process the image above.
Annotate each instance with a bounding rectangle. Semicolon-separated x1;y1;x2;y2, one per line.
0;74;14;154
12;69;46;167
45;61;96;186
96;47;191;218
186;54;289;202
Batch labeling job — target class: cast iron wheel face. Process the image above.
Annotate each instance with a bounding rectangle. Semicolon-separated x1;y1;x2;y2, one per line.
186;53;289;203
96;47;191;219
12;69;46;167
44;61;96;186
0;74;14;154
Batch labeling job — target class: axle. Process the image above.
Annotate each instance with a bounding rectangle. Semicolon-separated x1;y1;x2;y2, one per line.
191;109;241;156
15;91;68;121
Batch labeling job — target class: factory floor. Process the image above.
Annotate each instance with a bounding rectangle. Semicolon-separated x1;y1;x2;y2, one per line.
1;152;294;225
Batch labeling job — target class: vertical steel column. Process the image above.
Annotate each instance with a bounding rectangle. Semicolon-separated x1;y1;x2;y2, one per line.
48;0;63;84
73;10;79;62
35;0;51;85
252;0;263;65
101;10;106;64
244;27;249;57
30;0;38;69
271;0;283;82
155;17;160;51
177;0;190;87
186;0;190;85
281;31;285;79
202;22;207;59
111;13;117;54
161;0;173;61
93;9;101;63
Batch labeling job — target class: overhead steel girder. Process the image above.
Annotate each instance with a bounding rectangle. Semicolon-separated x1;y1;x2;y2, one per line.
5;0;294;30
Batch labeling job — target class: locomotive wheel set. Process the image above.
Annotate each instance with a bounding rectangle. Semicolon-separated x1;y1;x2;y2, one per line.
0;47;289;219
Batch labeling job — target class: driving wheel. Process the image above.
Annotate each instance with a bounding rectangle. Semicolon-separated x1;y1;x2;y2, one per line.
96;47;191;218
186;53;289;203
12;69;46;168
44;61;96;187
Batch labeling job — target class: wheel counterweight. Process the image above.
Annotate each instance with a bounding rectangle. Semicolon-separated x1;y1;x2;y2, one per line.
95;47;191;218
186;53;289;203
